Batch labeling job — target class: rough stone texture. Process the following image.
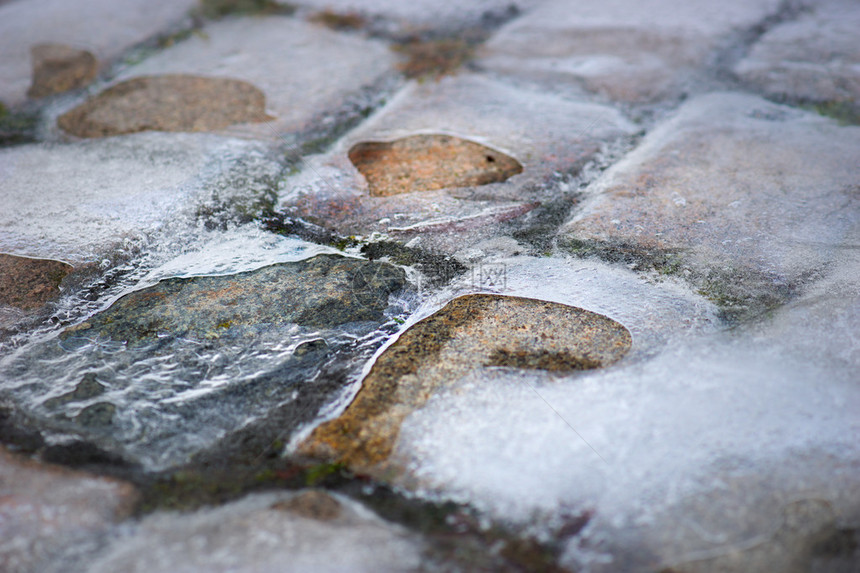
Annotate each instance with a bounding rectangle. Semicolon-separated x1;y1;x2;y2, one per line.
0;254;72;310
271;489;343;521
0;0;198;106
62;254;407;345
280;73;635;243
349;134;523;196
0;133;280;264
734;0;860;104
477;0;783;102
0;446;138;573
27;44;97;99
300;294;631;473
560;92;860;318
87;491;423;573
106;16;395;140
58;75;271;138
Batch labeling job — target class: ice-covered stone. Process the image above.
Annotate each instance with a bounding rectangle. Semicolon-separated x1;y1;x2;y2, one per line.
477;0;784;101
0;445;137;573
734;0;860;104
87;491;423;573
27;44;98;99
0;0;197;106
560;92;860;319
279;73;635;247
300;293;632;473
91;16;396;140
0;133;282;264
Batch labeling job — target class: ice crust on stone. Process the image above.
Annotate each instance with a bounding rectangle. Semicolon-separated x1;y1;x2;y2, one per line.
0;133;281;265
0;0;197;106
105;16;396;140
86;491;423;573
391;253;860;570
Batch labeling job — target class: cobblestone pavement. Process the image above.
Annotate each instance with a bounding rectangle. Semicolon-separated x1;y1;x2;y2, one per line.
1;0;858;571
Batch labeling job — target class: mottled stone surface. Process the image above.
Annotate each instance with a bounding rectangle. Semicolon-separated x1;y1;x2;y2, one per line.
301;294;631;473
0;133;281;264
0;446;138;573
107;16;395;139
560;92;860;318
62;255;406;345
734;0;860;104
0;254;72;310
59;75;271;138
280;73;635;243
87;491;423;573
477;0;783;101
0;0;197;106
349;134;523;196
27;44;97;99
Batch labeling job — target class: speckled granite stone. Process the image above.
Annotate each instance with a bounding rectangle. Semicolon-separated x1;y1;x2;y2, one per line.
0;253;72;310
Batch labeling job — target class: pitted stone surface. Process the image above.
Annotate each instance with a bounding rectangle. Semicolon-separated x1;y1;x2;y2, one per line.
86;491;423;573
0;446;138;573
301;294;631;473
477;0;783;101
0;133;280;264
348;134;523;196
105;16;396;139
58;75;271;138
560;92;860;317
0;254;72;310
0;0;197;106
734;0;860;104
27;44;98;99
280;73;635;243
62;254;407;345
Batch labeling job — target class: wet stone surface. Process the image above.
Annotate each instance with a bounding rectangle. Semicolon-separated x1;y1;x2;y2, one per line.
0;253;72;311
59;75;271;138
348;134;523;196
300;294;631;474
62;254;406;345
27;43;97;99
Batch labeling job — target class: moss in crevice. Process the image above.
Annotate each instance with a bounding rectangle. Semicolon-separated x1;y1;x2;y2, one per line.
196;0;295;20
0;103;38;147
393;37;476;80
308;9;366;31
807;100;860;126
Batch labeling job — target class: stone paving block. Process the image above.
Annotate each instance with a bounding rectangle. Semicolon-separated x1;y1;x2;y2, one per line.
0;133;281;265
0;445;138;573
477;0;783;102
560;92;860;318
279;73;635;248
734;0;860;105
73;16;397;140
0;0;197;106
87;491;423;573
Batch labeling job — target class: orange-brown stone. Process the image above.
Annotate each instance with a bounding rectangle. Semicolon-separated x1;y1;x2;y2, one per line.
348;134;523;196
